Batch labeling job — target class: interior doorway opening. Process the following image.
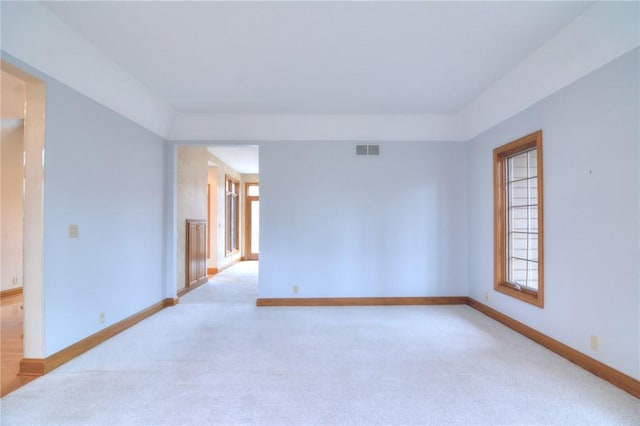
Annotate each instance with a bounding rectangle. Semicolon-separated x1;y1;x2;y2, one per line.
174;144;259;297
0;61;46;395
245;182;259;261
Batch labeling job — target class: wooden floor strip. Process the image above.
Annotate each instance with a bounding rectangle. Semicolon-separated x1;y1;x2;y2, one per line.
467;298;640;399
44;298;176;375
256;296;468;307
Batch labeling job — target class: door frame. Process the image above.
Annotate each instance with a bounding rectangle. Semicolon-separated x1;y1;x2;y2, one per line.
1;61;46;362
244;182;259;261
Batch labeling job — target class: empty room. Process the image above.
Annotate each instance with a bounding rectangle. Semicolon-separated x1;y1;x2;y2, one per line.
1;1;639;425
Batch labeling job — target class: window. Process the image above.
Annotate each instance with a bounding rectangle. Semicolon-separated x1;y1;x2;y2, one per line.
493;130;544;308
225;175;240;256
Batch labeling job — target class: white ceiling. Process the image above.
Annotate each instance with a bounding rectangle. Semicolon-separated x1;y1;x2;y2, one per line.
42;1;592;115
208;145;259;174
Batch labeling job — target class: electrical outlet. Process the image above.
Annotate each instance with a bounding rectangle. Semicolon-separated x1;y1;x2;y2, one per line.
12;276;18;286
69;224;79;238
293;285;299;294
484;291;489;302
590;335;599;351
99;312;105;324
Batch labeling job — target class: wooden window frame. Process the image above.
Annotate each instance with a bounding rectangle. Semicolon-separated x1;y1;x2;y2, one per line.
225;175;240;257
493;130;544;308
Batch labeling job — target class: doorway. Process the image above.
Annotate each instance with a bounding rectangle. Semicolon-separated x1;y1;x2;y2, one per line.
1;72;26;396
172;145;259;296
205;145;259;270
0;61;46;393
245;183;259;261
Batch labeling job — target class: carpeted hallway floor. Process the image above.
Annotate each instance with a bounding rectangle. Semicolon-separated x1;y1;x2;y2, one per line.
1;261;638;425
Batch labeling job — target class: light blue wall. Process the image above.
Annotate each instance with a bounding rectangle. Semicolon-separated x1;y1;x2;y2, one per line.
3;47;638;380
259;141;468;298
467;49;640;379
2;53;169;356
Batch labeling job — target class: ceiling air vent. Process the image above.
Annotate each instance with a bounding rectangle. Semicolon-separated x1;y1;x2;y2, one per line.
355;144;380;156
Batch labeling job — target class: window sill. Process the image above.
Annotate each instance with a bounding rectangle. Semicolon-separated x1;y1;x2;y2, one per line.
494;282;544;308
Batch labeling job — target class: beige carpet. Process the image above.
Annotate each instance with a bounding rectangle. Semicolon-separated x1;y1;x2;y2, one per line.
1;261;638;425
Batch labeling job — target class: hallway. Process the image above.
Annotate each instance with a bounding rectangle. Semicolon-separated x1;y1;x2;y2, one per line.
1;261;638;425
